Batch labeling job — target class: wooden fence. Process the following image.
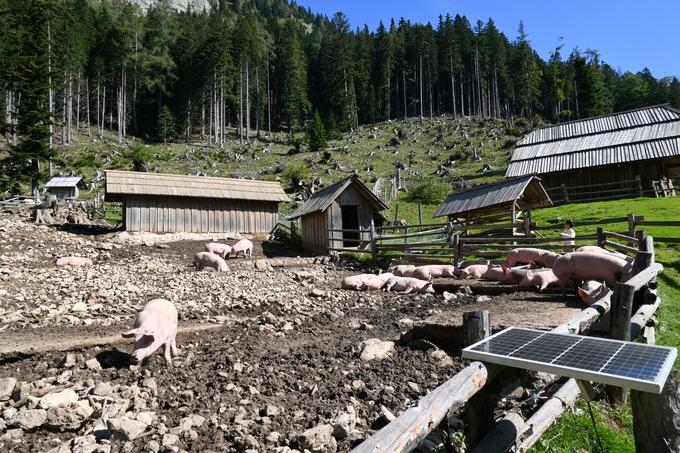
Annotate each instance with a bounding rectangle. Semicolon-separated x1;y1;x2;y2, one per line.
353;233;669;452
545;177;644;205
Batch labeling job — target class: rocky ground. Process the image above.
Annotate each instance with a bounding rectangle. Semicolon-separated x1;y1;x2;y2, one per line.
0;212;582;452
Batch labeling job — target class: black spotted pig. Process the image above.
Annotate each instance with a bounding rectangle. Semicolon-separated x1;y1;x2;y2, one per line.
122;299;178;365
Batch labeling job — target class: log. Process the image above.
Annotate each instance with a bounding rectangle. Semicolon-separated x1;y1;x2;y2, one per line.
630;296;661;341
603;230;639;244
626;263;664;292
603;239;639;255
463;311;491;347
470;411;524;453
631;369;680;453
350;362;489;453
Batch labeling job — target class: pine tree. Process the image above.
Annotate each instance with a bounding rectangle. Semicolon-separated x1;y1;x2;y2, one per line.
275;19;309;141
157;104;174;144
513;21;542;121
307;110;327;151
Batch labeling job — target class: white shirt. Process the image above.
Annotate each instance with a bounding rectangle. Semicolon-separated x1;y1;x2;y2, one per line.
561;228;576;246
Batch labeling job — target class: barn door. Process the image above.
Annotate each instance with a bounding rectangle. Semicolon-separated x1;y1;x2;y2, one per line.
341;205;360;248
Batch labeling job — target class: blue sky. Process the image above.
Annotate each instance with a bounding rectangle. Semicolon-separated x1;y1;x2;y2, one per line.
295;0;679;78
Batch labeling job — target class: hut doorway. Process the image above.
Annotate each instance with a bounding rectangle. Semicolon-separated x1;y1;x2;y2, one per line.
341;205;360;247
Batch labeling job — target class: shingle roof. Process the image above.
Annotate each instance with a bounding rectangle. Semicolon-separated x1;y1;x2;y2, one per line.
45;176;82;188
287;175;387;220
105;170;290;203
507;105;680;177
434;176;552;218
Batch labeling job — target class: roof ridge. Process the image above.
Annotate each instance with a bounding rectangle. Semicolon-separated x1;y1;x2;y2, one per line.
105;170;282;185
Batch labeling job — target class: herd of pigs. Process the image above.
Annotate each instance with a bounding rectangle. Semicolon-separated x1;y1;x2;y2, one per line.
341;246;633;306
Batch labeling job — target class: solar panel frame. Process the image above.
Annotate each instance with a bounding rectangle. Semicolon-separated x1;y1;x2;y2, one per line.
462;327;676;394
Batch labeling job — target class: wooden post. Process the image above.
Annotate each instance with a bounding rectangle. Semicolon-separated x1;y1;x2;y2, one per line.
631;369;680;453
628;213;636;238
635;175;643;198
523;217;531;237
608;281;636;404
393;203;399;226
597;227;605;247
463;310;493;449
370;220;377;263
418;203;423;226
453;234;460;266
561;183;569;202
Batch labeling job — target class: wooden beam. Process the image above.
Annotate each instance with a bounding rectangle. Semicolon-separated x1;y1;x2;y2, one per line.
463;311;491;347
608;281;636;404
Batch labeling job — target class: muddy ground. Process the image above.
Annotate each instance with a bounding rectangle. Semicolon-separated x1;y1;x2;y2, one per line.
0;213;585;452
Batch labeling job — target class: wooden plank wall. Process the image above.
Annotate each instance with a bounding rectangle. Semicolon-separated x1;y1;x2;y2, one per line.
124;195;279;234
542;159;668;190
301;211;327;253
327;184;375;246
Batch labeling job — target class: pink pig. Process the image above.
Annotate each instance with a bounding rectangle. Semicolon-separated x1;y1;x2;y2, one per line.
56;256;93;267
363;273;394;291
205;242;232;259
507;248;560;268
576;246;629;261
341;274;375;290
459;264;489;279
412;265;458;281
384;276;435;294
578;280;610;306
194;252;230;273
484;265;510;282
552;252;631;288
230;239;253;259
520;269;560;291
388;264;417;277
122;299;178;365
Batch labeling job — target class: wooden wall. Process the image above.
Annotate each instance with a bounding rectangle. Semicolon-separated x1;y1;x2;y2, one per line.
124;195;279;234
327;184;375;249
301;211;328;253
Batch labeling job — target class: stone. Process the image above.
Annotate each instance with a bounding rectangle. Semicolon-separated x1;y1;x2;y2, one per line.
254;259;272;271
309;288;325;298
162;433;179;447
107;416;149;441
71;435;98;453
136;411;156;426
59;353;77;368
39;389;79;409
430;349;454;367
9;409;47;430
46;400;94;431
476;295;491;303
360;338;395;362
145;440;160;453
331;407;356;441
71;302;88;312
407;382;420;393
92;382;114;397
1;429;23;440
85;358;102;371
0;377;16;401
442;291;458;302
264;404;280;417
190;414;206;427
371;406;396;430
397;318;415;329
46;442;71;453
297;424;336;452
3;407;18;421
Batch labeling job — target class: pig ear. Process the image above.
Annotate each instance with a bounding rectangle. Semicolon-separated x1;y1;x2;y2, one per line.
122;329;138;338
577;287;589;301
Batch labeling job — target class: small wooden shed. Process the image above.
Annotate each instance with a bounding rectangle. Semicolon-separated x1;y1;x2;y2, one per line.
45;176;82;199
105;170;289;234
287;175;387;253
434;175;552;228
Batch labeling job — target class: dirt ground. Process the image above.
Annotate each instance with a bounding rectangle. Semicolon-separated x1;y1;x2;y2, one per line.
0;213;587;452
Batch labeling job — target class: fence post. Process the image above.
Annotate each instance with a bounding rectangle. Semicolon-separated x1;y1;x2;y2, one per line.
370;220;377;264
628;214;636;238
523;218;531;237
561;183;569;202
608;281;636;404
453;234;460;266
418;203;423;226
597;227;605;247
635;175;643;198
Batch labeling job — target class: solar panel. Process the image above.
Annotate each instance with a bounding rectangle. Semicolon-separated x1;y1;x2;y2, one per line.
462;327;676;394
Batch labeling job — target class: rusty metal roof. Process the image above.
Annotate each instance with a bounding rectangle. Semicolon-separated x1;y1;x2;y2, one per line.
287;175;387;220
507;105;680;177
105;170;290;203
434;176;552;218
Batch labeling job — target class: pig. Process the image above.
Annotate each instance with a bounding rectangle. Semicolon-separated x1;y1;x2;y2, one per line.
507;248;560;268
459;264;489;279
230;239;253;259
520;269;560;291
122;299;178;365
363;273;394;291
194;252;230;273
205;242;232;259
341;274;375;290
576;245;630;261
384;276;435;294
552;252;631;288
412;264;458;281
578;280;610;306
484;265;510;282
56;256;93;267
387;264;417;277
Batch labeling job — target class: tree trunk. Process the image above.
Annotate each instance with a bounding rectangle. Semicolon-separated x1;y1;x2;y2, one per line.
238;65;243;144
419;55;423;122
460;71;465;116
255;64;260;138
208;78;213;147
85;78;91;137
427;59;433;119
62;72;67;145
201;91;205;139
402;69;407;120
76;75;81;135
450;54;456;117
47;23;53;152
267;53;271;136
245;59;250;142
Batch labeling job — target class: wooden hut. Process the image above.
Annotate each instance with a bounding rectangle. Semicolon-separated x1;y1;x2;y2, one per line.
105;170;289;234
507;105;680;195
45;176;82;199
434;176;552;230
287;175;387;253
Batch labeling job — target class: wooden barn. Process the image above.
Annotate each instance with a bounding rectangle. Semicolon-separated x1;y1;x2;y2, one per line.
105;170;289;234
507;105;680;194
45;176;82;199
434;175;552;230
287;175;387;253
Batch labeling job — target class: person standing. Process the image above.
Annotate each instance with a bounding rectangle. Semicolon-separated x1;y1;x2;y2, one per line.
561;220;576;251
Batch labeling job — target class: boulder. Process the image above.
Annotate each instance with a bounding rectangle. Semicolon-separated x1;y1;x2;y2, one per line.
39;389;79;409
107;416;148;441
46;400;94;431
360;338;395;362
9;409;47;430
298;424;336;452
0;377;16;401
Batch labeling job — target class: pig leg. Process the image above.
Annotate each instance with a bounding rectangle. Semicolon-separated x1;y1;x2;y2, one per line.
164;342;173;364
171;338;179;356
403;287;414;294
385;282;395;292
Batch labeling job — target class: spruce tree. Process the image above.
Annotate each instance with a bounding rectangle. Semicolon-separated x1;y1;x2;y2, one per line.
157;104;174;144
307;111;327;151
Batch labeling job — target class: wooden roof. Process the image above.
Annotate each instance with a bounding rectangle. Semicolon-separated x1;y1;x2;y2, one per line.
105;170;290;203
434;176;552;218
45;176;82;188
287;175;388;220
507;105;680;177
